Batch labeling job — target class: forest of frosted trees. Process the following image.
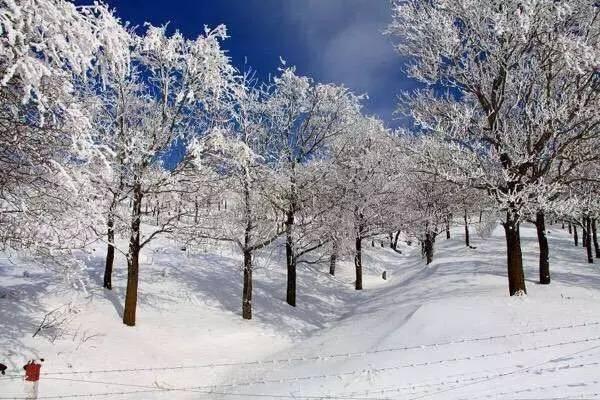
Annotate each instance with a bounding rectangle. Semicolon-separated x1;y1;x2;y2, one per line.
1;0;599;327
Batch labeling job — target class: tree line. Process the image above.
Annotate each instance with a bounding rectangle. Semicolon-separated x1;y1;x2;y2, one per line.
0;0;598;326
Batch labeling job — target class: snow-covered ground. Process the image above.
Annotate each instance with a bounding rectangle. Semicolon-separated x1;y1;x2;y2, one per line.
2;223;600;399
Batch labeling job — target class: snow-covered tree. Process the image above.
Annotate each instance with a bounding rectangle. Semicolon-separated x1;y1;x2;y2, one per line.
86;23;236;326
401;173;453;265
261;67;362;306
329;116;400;289
81;27;135;290
564;167;600;264
389;0;600;295
185;79;284;320
0;0;130;282
452;187;489;249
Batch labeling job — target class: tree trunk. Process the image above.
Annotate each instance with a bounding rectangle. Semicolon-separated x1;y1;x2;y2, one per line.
329;240;337;276
502;209;527;296
424;232;434;265
285;208;296;307
464;210;470;247
103;212;115;290
582;218;588;248
574;225;579;247
393;231;401;250
156;200;160;225
242;250;253;319
123;180;142;327
354;235;363;290
568;221;572;234
241;171;254;319
446;214;451;239
535;210;550;285
285;165;298;307
593;218;600;259
104;156;124;291
586;217;593;264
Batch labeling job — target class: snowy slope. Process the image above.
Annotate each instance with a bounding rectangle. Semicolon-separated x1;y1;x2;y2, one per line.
228;225;600;399
2;224;600;399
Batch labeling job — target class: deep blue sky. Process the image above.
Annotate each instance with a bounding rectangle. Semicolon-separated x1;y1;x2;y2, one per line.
94;0;416;128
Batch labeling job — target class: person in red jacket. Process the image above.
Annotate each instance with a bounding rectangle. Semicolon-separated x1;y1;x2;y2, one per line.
24;359;44;381
23;359;44;400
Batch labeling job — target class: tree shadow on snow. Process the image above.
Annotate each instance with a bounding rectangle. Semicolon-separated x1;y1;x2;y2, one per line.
83;248;184;320
0;262;53;372
160;242;370;336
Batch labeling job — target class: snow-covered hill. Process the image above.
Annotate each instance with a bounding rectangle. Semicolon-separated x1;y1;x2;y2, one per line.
2;224;600;399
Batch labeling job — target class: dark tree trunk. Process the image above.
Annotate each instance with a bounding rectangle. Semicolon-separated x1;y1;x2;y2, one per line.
354;235;363;290
535;210;550;285
104;160;124;290
242;173;254;319
464;210;470;247
502;209;527;296
479;210;483;223
329;240;337;276
574;225;579;246
285;165;298;307
582;218;588;248
103;213;115;290
561;221;565;229
354;209;365;290
242;250;253;319
593;218;600;259
424;232;434;265
393;231;401;251
285;208;296;307
446;214;451;239
568;221;572;234
156;200;160;225
123;180;143;326
586;217;594;264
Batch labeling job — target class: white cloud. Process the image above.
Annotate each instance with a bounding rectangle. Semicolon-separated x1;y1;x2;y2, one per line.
279;0;409;123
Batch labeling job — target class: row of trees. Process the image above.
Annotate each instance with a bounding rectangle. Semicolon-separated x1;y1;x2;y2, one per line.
389;0;600;295
0;0;405;325
1;0;598;327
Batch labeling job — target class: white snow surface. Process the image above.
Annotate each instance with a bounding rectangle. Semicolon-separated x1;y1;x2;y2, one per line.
2;224;600;399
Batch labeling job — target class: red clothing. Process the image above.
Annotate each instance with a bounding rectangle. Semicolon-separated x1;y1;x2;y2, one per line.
24;362;41;382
